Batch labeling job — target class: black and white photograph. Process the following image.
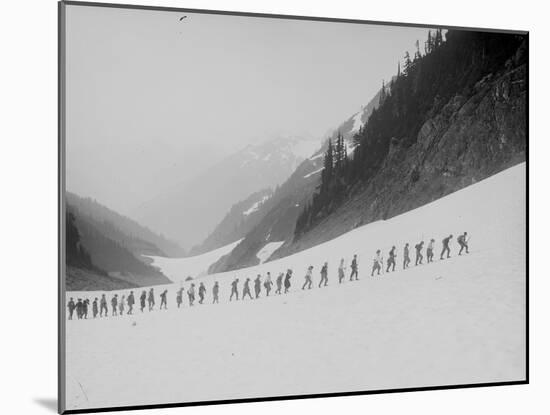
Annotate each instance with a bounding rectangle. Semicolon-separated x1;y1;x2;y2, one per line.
59;1;527;413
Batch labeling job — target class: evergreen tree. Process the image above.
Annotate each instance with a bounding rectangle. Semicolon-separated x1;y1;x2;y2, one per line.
414;39;422;60
426;30;433;54
321;139;334;193
435;29;443;48
404;51;412;74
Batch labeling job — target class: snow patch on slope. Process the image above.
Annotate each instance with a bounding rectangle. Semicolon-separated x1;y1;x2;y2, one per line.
309;153;324;162
243;195;271;216
256;241;285;264
351;110;364;133
144;239;242;282
304;167;324;179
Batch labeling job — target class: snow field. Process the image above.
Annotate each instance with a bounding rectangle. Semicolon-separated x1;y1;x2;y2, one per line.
65;163;526;411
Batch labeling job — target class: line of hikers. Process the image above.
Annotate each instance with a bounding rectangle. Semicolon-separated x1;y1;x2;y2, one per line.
371;232;470;276
67;232;469;320
67;287;171;320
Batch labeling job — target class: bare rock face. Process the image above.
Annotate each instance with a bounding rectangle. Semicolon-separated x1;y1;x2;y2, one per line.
285;63;526;254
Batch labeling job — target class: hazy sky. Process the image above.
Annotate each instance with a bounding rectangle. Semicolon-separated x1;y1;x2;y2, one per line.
65;4;433;215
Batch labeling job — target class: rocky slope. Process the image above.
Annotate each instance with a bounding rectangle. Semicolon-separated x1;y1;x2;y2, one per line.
277;50;527;257
209;32;526;271
189;188;273;255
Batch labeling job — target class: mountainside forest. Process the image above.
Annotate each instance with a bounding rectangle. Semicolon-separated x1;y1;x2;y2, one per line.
285;29;526;255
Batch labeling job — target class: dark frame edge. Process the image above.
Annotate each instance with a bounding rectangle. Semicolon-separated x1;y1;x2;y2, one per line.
60;0;528;36
61;380;528;414
525;31;530;386
58;1;67;414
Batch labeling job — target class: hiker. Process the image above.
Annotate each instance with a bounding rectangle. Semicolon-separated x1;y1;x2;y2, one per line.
67;298;75;320
284;269;292;293
213;282;219;303
427;239;435;263
403;243;411;269
100;294;108;317
111;294;118;316
415;241;424;265
302;266;313;290
119;295;125;316
386;246;396;272
82;299;89;319
188;284;196;306
349;254;359;281
440;235;453;259
371;250;382;276
338;259;345;283
275;273;284;294
243;278;253;300
76;299;82;319
148;288;155;311
458;232;469;255
264;273;273;296
176;287;183;308
198;283;206;304
139;291;146;312
75;299;83;319
160;289;168;309
254;275;262;299
92;298;98;318
230;278;239;301
319;262;328;287
127;291;135;315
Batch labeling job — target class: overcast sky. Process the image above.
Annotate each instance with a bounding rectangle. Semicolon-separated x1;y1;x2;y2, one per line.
65;4;433;215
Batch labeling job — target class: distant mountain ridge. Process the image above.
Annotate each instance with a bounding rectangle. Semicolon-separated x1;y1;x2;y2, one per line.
206;85;388;273
67;192;184;257
65;193;178;290
132;134;321;250
65;210;140;291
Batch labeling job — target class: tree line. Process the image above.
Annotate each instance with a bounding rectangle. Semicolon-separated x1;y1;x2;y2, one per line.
294;29;525;239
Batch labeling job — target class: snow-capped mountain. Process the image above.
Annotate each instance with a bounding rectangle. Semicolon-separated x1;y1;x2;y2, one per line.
131;135;321;250
204;84;388;273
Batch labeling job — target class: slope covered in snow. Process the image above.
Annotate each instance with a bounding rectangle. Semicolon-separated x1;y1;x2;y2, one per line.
145;239;242;282
256;241;285;264
65;163;526;411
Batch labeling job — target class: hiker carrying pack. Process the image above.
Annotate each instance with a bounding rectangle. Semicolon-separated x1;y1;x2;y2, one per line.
440;235;453;259
458;232;469;255
350;255;359;281
371;250;382;276
415;241;424;265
